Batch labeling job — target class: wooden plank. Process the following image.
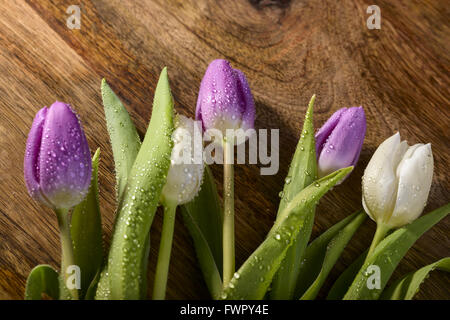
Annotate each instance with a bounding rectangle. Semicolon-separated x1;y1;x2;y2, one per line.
0;0;448;299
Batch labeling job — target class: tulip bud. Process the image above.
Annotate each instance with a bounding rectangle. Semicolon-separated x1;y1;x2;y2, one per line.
24;102;92;209
362;132;433;228
195;59;255;141
315;106;366;178
161;115;204;205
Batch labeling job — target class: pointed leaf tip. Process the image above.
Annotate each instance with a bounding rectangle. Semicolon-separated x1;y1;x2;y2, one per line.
309;94;316;106
270;96;317;299
93;147;100;158
160;67;168;79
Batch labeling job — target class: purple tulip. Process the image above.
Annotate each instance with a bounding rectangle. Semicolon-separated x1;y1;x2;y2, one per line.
315;106;366;178
24;101;92;209
196;59;255;135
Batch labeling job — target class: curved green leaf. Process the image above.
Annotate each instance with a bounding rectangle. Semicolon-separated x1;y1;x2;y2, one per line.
96;68;174;300
101;78;141;203
101;79;146;299
71;148;103;299
299;211;366;300
221;166;352;300
181;166;223;299
139;232;151;299
271;95;317;300
343;203;450;300
25;265;59;300
297;211;362;298
326;250;366;300
84;269;101;300
381;257;450;300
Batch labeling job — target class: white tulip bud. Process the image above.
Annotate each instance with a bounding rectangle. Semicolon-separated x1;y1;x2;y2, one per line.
161;115;204;206
362;132;433;228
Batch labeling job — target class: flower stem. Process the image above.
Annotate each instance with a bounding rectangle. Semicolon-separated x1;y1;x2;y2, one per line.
55;208;79;300
222;139;235;288
153;202;177;300
365;222;390;263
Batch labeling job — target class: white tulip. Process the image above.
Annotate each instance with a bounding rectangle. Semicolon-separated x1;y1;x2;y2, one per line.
155;115;205;299
362;132;434;229
161;115;204;206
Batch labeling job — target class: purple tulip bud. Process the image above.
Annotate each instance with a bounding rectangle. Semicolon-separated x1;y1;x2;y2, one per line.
315;106;366;179
24;102;92;209
196;59;255;135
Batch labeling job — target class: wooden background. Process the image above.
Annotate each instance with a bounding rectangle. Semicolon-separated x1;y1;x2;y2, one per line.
0;0;448;299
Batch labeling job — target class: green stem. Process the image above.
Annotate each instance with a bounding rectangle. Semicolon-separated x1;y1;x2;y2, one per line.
153;202;177;300
365;222;390;263
55;208;79;300
222;139;235;288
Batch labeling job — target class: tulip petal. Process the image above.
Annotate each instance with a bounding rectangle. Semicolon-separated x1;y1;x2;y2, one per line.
196;59;241;133
315;108;347;156
39;102;92;209
389;143;433;227
196;59;256;140
234;68;255;131
317;107;366;177
24;107;53;207
362;133;408;223
161;115;204;205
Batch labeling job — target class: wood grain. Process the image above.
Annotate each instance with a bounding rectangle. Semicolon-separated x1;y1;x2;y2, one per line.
0;0;448;299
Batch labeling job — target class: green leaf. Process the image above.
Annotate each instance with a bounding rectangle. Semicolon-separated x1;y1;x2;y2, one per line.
298;211;362;298
71;148;103;299
101;78;141;203
25;265;60;300
102;79;150;298
276;95;317;215
180;165;223;299
221;166;352;300
298;210;366;300
139;232;151;299
100;80;145;299
343;203;450;300
381;257;450;300
271;94;317;300
97;67;174;300
84;269;101;300
326;250;366;300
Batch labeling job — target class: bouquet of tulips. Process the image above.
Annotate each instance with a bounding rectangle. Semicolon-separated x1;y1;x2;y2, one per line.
23;60;449;300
